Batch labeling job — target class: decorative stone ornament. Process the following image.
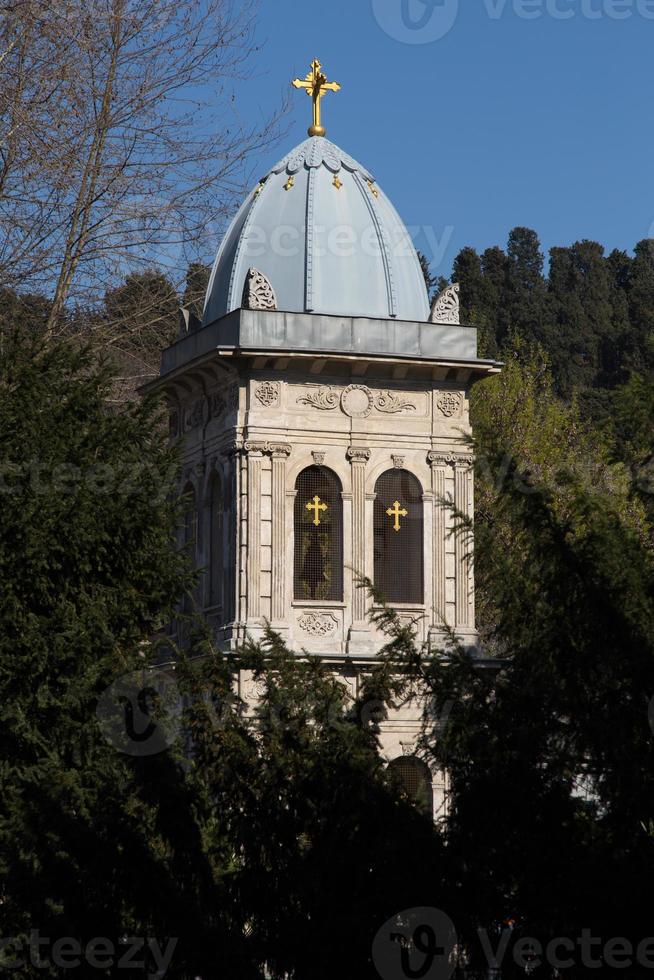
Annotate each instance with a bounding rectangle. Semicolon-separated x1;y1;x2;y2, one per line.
241;267;277;311
429;282;460;325
436;391;463;418
312;451;326;466
243;441;292;458
392;455;405;469
346;447;371;464
375;391;417;414
255;381;280;407
185;399;205;432
297;387;339;411
341;384;374;418
298;611;338;636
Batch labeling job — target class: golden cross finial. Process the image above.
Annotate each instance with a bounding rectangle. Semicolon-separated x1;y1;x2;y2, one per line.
292;58;341;138
386;501;408;533
306;495;328;526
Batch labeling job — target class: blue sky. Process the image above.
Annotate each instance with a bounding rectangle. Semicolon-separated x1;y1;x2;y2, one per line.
232;0;654;278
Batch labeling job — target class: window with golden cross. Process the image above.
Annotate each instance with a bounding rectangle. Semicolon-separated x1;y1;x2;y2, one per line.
386;500;408;532
292;59;341;138
306;495;328;526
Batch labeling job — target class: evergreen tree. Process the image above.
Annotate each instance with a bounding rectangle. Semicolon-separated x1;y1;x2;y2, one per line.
627;240;654;372
0;324;445;978
182;262;212;321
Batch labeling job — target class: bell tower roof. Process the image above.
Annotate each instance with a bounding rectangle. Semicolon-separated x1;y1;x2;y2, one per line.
202;60;430;327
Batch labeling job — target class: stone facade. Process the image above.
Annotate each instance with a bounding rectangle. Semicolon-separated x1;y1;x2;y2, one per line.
157;307;499;819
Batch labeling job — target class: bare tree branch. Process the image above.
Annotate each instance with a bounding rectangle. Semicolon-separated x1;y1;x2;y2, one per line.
0;0;287;339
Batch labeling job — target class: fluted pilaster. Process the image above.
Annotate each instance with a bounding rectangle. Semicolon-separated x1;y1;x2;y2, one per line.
454;455;475;631
347;447;371;628
271;445;291;623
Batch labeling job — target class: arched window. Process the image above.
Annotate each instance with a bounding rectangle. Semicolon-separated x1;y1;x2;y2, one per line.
209;474;223;609
374;469;424;604
294;466;343;601
389;756;433;818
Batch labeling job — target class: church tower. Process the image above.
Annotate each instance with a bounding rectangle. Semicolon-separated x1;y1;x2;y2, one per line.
157;61;500;814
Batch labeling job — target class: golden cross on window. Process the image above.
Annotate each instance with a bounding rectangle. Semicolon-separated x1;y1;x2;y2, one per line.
306;495;328;526
292;59;341;138
386;500;408;532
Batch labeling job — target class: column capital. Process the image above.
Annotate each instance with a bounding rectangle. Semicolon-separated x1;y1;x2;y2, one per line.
243;441;292;458
347;447;371;464
428;451;474;469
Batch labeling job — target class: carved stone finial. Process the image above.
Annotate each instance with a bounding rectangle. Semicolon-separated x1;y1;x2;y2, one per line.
178;306;201;336
429;282;460;325
241;267;277;311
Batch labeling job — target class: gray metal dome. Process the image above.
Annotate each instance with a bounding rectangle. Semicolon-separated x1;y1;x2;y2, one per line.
202;136;430;326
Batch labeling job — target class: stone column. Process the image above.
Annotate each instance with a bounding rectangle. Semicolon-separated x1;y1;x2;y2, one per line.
244;444;263;623
428;453;450;634
237;448;248;631
271;444;292;624
347;447;371;649
454;454;475;632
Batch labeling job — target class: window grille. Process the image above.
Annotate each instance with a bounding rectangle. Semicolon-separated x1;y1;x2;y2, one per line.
294;466;343;601
374;469;424;604
389;756;433;817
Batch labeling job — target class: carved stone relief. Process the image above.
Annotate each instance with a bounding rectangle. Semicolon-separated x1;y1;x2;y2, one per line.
436;391;463;418
296;385;420;417
209;385;238;420
375;391;417;414
428;451;474;468
184;398;205;432
243;441;292;458
429;282;460;325
341;384;374;418
298;611;338;636
241;267;277;311
297;387;339;411
255;381;280;408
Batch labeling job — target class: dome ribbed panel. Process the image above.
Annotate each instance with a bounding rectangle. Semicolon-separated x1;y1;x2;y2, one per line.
202;136;429;326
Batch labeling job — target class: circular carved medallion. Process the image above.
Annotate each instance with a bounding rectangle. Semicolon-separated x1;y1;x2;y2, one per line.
341;384;373;419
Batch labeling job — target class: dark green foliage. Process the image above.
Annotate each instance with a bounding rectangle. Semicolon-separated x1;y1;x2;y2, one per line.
368;441;654;976
450;229;654;424
418;250;440;302
182;262;212;320
0;324;445;978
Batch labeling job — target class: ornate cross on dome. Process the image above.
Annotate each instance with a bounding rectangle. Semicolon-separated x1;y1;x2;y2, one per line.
292;59;341;138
